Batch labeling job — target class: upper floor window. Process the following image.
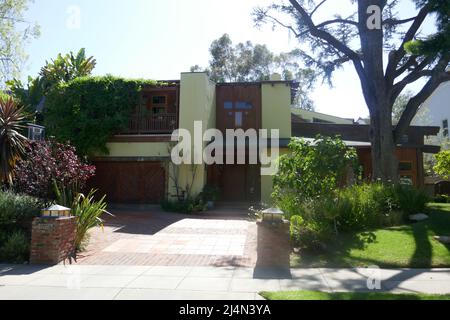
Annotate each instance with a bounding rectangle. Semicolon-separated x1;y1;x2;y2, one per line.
236;102;253;110
152;95;167;106
443;119;449;137
224;101;233;109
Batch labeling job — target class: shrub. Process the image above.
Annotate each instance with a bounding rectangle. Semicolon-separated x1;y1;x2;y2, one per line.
44;76;162;156
0;96;29;185
290;214;333;250
286;183;429;250
14;140;95;202
161;197;208;214
0;191;42;226
434;194;450;203
392;184;429;216
434;150;450;179
72;189;109;251
199;185;220;202
0;191;42;263
0;231;29;263
273;136;359;205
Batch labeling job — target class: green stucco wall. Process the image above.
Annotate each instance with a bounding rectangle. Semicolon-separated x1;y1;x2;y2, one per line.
260;147;290;204
176;72;216;198
105;142;171;157
262;83;292;139
260;82;292;204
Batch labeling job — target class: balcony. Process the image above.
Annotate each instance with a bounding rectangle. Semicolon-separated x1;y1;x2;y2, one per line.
122;113;178;134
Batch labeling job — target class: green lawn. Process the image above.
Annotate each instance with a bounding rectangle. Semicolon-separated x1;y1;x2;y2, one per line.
260;290;450;300
291;203;450;268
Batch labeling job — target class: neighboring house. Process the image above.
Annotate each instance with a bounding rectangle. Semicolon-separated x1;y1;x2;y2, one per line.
89;72;440;205
413;81;450;144
291;108;354;124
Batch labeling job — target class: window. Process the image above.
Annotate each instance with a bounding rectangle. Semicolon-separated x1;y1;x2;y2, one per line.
443;119;449;137
152;95;167;105
235;112;243;127
399;162;413;171
236;101;253;110
224;101;233;110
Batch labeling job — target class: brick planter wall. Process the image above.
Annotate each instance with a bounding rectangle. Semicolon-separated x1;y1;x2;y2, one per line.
255;220;291;278
30;216;77;265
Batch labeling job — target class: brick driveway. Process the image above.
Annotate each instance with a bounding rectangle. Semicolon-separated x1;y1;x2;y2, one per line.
75;206;257;267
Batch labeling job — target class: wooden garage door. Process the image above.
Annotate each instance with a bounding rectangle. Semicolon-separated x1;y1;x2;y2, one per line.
90;162;165;204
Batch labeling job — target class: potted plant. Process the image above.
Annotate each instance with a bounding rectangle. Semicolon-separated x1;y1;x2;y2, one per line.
200;185;220;209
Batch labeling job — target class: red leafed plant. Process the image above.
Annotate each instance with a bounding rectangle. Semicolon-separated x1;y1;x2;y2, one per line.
14;140;95;202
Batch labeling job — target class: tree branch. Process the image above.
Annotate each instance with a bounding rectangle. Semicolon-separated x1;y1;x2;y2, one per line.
288;0;361;63
394;60;450;140
383;16;417;26
385;4;431;82
289;0;375;111
310;0;328;17
394;56;419;78
261;13;300;38
392;55;442;102
391;70;434;103
316;19;358;29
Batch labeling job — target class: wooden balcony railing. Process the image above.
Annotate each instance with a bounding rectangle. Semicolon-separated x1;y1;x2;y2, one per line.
123;113;178;134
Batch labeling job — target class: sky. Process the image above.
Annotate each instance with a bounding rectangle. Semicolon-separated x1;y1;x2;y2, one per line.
21;0;437;120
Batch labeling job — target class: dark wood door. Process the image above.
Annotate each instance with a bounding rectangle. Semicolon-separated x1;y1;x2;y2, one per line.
216;84;261;132
208;164;261;202
90;161;165;204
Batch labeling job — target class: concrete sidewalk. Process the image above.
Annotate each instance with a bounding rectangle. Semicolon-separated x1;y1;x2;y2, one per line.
1;264;449;300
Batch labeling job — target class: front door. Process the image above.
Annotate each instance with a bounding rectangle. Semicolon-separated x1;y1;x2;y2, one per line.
208;164;261;203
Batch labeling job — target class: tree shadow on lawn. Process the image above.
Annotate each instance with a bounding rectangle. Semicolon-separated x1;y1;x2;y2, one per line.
292;231;378;268
293;206;450;269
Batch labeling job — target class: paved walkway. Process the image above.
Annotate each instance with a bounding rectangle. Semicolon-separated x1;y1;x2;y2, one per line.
1;264;449;300
75;207;258;267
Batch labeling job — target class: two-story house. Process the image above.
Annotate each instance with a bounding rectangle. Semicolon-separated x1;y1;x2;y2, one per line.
89;72;440;205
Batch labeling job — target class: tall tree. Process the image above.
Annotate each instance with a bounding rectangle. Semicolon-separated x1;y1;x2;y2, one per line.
192;34;316;110
0;0;39;86
254;0;450;182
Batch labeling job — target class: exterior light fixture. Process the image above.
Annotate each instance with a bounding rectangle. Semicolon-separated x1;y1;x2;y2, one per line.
41;204;71;218
27;124;45;141
261;208;284;224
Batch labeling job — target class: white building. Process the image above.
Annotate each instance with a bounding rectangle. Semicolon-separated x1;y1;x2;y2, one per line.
415;81;450;144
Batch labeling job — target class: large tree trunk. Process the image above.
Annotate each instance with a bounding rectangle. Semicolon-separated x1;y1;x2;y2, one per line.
358;0;398;183
369;104;398;183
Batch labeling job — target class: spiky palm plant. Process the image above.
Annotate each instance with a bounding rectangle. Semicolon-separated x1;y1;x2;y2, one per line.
0;97;29;185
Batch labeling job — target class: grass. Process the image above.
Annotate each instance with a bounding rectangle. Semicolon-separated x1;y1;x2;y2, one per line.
291;203;450;268
260;290;450;300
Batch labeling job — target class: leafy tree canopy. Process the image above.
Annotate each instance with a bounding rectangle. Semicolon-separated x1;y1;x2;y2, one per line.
0;0;40;86
434;150;450;179
192;34;317;110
